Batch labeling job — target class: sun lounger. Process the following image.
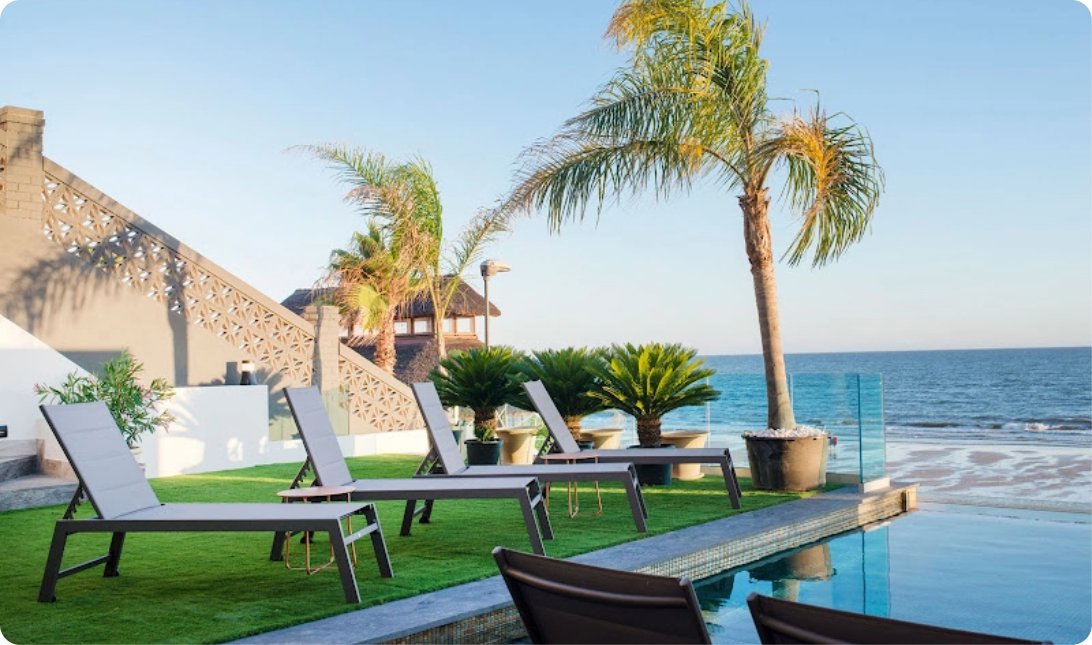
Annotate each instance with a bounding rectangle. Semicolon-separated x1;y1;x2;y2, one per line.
38;402;392;604
523;380;743;508
283;386;553;555
410;382;648;532
746;592;1049;644
493;547;712;644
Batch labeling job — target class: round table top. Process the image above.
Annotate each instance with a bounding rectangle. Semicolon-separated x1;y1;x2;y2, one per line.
276;485;356;500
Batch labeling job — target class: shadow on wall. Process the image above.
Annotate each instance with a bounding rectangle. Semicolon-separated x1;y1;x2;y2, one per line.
1;253;194;384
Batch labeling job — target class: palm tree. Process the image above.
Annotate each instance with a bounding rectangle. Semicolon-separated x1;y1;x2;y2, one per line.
512;347;607;438
502;0;884;431
327;223;404;372
429;346;525;441
422;207;515;361
299;144;441;374
589;343;719;447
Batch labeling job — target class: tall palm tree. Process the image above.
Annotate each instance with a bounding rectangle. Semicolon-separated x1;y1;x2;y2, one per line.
502;0;884;430
423;206;515;361
299;144;440;374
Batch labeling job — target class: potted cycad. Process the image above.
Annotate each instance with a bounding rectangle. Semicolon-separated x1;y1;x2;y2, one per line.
430;346;524;465
589;343;719;485
512;347;606;445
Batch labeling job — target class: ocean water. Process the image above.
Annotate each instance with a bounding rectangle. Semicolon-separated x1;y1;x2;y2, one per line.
586;347;1092;448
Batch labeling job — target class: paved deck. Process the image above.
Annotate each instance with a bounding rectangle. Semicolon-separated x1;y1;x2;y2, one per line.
232;482;915;645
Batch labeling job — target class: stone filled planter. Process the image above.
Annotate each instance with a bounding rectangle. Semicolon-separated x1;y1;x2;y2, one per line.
744;434;828;491
465;439;501;466
629;444;675;486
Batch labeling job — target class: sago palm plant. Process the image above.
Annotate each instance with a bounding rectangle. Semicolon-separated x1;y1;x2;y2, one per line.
502;0;884;431
429;346;524;441
589;343;719;448
513;347;606;438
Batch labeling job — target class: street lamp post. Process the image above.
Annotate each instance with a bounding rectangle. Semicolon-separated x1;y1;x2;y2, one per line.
480;259;510;349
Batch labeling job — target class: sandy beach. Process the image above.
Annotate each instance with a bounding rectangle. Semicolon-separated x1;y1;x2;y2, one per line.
886;440;1092;512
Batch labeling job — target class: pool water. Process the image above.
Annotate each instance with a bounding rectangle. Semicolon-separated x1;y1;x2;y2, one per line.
694;505;1092;644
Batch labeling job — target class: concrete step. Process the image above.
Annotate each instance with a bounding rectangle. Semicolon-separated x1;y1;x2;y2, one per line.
0;439;38;458
0;454;38;484
0;475;79;512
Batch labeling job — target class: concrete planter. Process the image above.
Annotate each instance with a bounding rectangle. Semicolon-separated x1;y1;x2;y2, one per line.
744;435;828;491
495;426;538;465
659;430;710;480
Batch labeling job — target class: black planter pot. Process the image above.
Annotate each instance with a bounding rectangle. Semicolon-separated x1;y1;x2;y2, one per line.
629;444;675;486
744;435;828;491
465;439;501;465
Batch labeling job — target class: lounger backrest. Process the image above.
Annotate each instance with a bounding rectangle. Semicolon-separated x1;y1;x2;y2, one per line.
745;592;1047;644
522;380;582;454
411;382;468;475
40;402;161;520
284;387;354;487
494;547;711;644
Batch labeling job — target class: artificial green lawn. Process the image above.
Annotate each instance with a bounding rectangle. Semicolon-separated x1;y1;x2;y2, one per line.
0;455;826;644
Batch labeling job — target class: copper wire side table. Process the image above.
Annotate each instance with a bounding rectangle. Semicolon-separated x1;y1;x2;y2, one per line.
540;452;602;518
276;485;358;575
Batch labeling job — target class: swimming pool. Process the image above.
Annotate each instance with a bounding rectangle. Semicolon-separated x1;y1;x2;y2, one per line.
694;504;1092;644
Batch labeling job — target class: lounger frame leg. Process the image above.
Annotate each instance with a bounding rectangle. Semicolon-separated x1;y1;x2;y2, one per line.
517;492;547;556
623;470;649;533
400;500;417;536
720;457;742;509
362;505;393;578
327;525;362;604
104;532;126;577
270;530;287;562
528;480;553;542
38;524;70;602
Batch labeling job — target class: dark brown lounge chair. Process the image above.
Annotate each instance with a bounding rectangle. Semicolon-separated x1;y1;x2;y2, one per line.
411;382;649;532
746;592;1050;644
38;402;392;604
493;547;712;644
283;386;554;555
523;380;743;508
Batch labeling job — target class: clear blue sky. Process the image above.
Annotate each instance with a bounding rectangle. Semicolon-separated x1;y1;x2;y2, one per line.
2;0;1089;355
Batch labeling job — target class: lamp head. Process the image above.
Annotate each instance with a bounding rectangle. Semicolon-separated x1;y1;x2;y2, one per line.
480;259;511;278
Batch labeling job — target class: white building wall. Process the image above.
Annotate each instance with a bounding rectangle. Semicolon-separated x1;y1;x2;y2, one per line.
0;315;428;479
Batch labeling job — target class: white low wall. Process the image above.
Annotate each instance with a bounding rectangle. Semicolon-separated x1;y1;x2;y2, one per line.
0;314;429;479
144;385;428;478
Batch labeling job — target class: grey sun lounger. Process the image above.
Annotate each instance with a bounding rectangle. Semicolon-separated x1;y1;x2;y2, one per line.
523;380;743;508
746;592;1049;644
38;402;392;604
283;387;553;555
410;382;648;532
494;547;712;644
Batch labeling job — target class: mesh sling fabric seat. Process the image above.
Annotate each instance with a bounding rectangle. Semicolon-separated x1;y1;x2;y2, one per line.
38;402;391;604
283;387;554;555
746;592;1050;644
410;382;648;532
523;380;743;508
493;547;711;644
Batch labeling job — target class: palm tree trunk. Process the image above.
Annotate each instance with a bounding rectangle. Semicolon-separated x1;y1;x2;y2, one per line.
433;309;447;360
565;417;583;441
374;309;397;374
636;416;662;448
740;188;797;430
473;409;497;441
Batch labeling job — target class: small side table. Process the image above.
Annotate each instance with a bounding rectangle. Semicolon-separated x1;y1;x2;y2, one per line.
540;452;602;518
276;485;357;575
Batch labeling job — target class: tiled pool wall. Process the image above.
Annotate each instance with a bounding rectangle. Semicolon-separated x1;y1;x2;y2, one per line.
383;485;916;644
